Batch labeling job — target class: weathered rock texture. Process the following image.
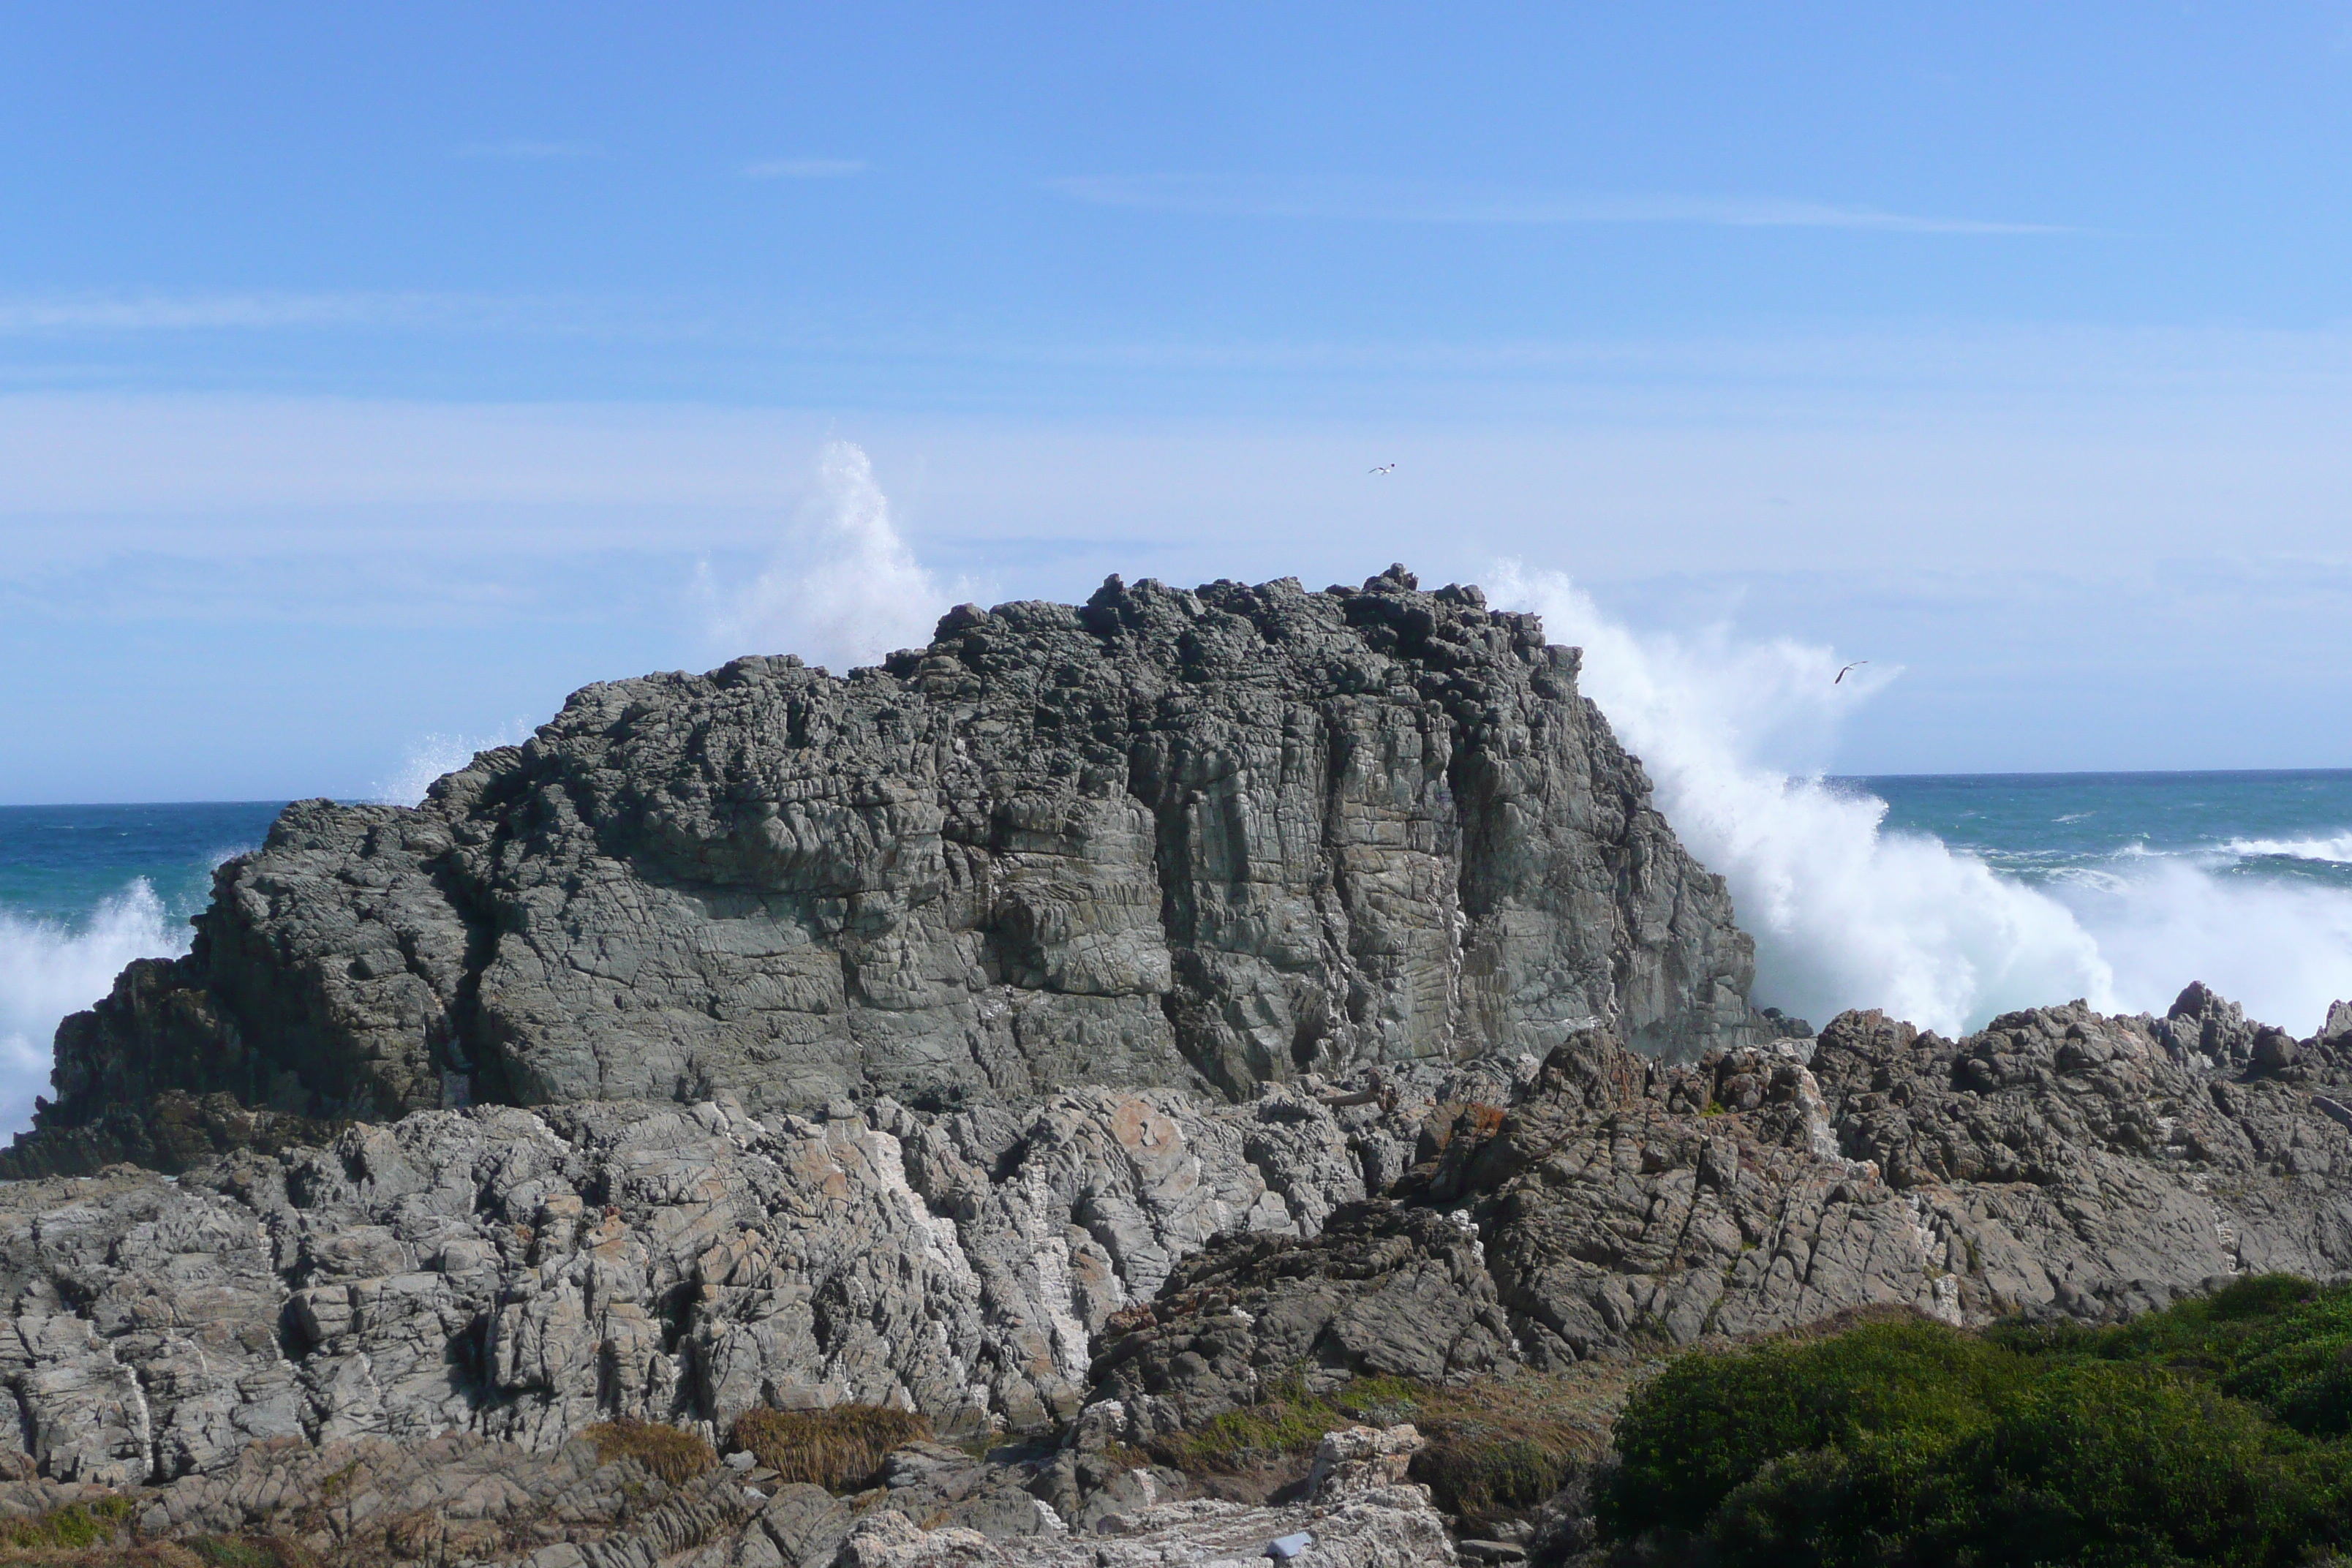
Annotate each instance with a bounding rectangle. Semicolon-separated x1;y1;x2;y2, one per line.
10;988;2352;1496
18;568;1761;1175
3;988;2352;1558
1090;990;2352;1428
0;1417;1455;1568
0;1083;1390;1488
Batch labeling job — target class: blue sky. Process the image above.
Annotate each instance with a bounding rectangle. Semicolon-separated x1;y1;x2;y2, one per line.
10;4;2352;800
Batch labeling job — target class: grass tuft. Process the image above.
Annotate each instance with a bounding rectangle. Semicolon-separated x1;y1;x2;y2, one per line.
731;1405;933;1493
586;1417;719;1487
0;1496;137;1553
1145;1369;1624;1527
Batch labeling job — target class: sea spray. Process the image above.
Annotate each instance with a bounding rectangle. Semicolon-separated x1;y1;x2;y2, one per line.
2035;856;2352;1043
1497;565;2352;1036
0;878;185;1128
700;440;965;673
1495;564;2118;1036
372;723;530;807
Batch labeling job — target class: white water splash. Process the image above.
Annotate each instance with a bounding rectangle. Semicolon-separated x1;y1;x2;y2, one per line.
702;440;962;672
371;722;532;807
1494;564;2352;1037
2222;832;2352;865
1493;564;2118;1036
0;879;186;1131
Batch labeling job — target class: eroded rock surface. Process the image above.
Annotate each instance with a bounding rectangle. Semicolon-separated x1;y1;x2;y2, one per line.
0;990;2350;1560
20;568;1761;1174
14;990;2352;1490
1093;994;2352;1424
0;1073;1466;1489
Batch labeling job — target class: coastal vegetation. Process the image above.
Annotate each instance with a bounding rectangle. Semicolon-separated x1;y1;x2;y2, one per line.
1142;1368;1624;1528
1603;1276;2352;1566
731;1405;933;1492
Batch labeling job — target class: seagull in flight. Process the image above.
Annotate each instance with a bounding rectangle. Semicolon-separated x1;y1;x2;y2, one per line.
1834;660;1869;685
1368;463;1397;475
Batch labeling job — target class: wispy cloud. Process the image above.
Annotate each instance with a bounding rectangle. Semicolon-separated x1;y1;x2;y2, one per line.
0;291;535;334
742;157;868;180
1047;174;2073;235
451;139;601;160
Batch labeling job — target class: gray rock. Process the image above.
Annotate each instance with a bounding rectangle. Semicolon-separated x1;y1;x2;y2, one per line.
0;1079;1399;1485
834;1482;1455;1568
22;569;1762;1170
1098;999;2352;1398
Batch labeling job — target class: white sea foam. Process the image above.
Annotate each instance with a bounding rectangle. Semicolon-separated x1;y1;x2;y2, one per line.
0;878;189;1134
372;723;531;807
701;440;964;673
1494;565;2352;1037
2220;832;2352;865
2041;857;2352;1039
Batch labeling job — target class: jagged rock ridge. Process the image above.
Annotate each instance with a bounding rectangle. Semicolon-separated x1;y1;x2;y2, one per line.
0;987;2348;1562
23;566;1761;1164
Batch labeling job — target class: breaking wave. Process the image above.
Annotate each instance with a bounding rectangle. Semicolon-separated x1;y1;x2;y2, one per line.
0;878;189;1134
1495;565;2352;1038
2222;833;2352;865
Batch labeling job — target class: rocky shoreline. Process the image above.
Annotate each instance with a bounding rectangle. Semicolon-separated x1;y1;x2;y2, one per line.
7;570;2351;1565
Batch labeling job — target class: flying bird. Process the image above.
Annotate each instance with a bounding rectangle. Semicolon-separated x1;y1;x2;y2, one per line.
1834;660;1869;685
1368;463;1396;475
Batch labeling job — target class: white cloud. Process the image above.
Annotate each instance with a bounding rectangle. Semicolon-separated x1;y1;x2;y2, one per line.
742;157;868;179
1047;174;2073;234
0;291;527;334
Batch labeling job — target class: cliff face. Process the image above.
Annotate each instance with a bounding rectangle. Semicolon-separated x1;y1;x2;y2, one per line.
29;567;1760;1153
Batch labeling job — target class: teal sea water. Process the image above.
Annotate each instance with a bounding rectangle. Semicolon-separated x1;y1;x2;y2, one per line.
3;774;2351;1137
1858;771;2352;895
0;802;283;1131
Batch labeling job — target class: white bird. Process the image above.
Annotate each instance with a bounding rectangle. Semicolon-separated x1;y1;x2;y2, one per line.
1834;660;1869;685
1368;463;1397;475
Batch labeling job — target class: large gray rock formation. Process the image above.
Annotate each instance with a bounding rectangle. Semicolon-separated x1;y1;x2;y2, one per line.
1089;992;2352;1428
9;990;2352;1495
0;990;2350;1561
20;567;1760;1170
0;1083;1385;1487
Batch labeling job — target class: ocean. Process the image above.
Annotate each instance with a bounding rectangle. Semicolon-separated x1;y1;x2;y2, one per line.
3;775;2351;1138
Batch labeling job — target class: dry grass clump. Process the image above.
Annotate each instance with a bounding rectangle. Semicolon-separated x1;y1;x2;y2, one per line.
585;1417;719;1486
1147;1368;1629;1527
731;1405;933;1492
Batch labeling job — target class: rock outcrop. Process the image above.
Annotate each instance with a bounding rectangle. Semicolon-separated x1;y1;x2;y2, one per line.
1090;993;2352;1427
20;568;1762;1173
3;1418;1455;1568
18;562;2352;1566
0;989;2351;1559
9;990;2352;1494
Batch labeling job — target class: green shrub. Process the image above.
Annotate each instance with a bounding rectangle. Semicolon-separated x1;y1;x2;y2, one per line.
731;1405;932;1492
1604;1282;2352;1567
1603;1317;2019;1538
0;1494;137;1550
